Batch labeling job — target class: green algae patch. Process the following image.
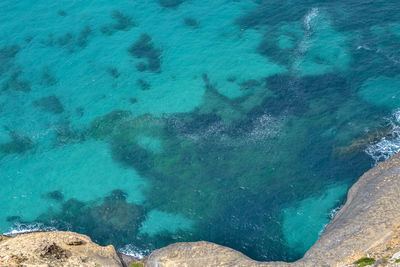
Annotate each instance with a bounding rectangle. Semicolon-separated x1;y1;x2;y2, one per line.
90;110;132;139
354;257;375;266
34;190;146;246
130;262;144;267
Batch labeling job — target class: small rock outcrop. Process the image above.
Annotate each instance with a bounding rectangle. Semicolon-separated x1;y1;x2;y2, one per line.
146;241;274;267
0;231;123;266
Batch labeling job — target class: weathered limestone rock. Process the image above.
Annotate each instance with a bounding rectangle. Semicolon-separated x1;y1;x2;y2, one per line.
145;241;280;267
0;231;123;266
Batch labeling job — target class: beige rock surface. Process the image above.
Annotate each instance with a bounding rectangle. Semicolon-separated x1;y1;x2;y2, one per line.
145;241;283;267
0;231;123;267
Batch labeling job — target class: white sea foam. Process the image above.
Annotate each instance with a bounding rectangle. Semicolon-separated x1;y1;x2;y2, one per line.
329;205;342;219
118;244;150;259
247;113;282;141
297;8;319;55
303;8;319;33
317;205;342;236
365;110;400;164
4;223;57;236
176;112;283;147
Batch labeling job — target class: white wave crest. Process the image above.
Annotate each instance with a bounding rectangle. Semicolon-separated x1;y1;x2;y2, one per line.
365;110;400;164
297;8;319;54
4;222;57;236
118;244;150;259
303;8;319;33
329;205;342;219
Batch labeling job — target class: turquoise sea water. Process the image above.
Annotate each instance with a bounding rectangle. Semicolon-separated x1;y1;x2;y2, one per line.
1;0;400;261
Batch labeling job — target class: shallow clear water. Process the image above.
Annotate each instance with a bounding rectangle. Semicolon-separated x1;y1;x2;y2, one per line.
1;0;400;262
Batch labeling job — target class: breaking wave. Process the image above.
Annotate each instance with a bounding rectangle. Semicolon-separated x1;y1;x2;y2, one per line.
118;244;150;259
366;109;400;164
4;222;57;236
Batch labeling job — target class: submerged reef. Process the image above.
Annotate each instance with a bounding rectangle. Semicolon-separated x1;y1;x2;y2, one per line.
21;68;390;261
107;67;120;79
0;45;20;77
2;70;31;92
158;0;186;8
128;34;162;73
101;11;136;35
0;130;34;154
53;120;86;147
42;190;64;202
57;10;67;17
137;79;151;90
40;67;58;86
33;95;64;114
3;65;390;261
76;26;92;48
31;190;146;248
183;18;199;28
41;26;93;53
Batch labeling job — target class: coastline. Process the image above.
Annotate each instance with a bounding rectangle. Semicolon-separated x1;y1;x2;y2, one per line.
2;153;400;266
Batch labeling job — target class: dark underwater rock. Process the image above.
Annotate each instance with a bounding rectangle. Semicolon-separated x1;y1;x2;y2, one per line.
43;190;64;202
158;0;185;8
54;121;85;146
0;45;20;76
76;26;92;48
136;79;151;90
111;11;136;31
32;190;146;248
183;18;199;28
57;10;67;16
0;131;34;154
107;67;120;78
128;34;161;73
3;71;31;92
40;67;58;86
33;95;64;114
101;11;136;36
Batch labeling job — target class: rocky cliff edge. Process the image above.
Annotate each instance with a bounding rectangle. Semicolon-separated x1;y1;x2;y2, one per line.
2;153;400;267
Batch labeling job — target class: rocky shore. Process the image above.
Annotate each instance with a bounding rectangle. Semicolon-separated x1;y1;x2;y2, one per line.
2;153;400;266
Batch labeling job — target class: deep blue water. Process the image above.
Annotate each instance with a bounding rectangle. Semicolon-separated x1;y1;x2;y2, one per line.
1;0;400;262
